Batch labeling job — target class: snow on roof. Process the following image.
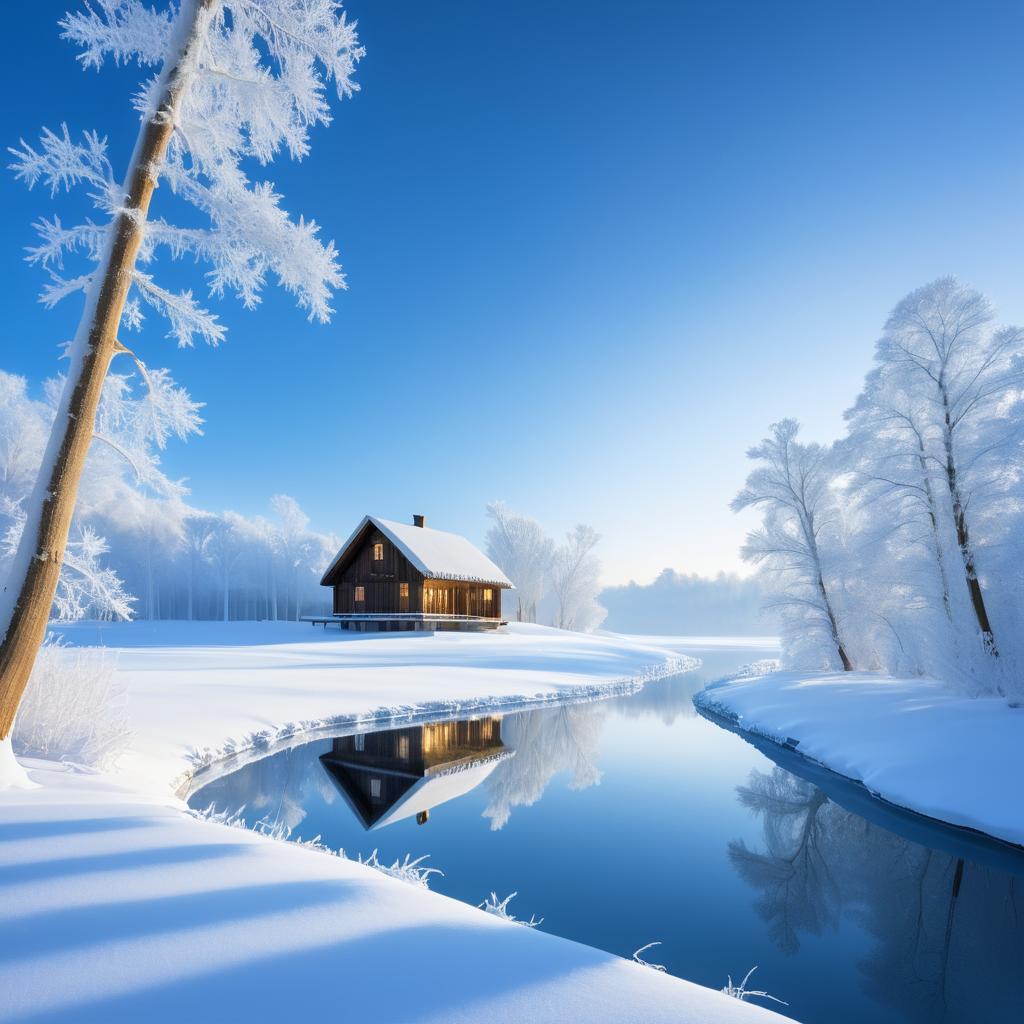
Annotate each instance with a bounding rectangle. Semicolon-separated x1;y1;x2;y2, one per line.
321;515;513;588
372;752;512;830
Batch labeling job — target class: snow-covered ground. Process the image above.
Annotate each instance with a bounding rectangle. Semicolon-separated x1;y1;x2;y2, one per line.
695;668;1024;848
1;622;792;1023
53;620;701;794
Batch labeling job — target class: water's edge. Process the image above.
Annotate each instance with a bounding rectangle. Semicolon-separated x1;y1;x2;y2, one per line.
177;654;699;799
693;700;1024;869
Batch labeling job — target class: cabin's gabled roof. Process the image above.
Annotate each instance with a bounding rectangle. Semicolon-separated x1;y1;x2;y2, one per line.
371;753;511;829
320;515;514;588
320;751;512;830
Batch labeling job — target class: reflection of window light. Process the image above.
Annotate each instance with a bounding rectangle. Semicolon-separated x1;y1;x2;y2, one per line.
370;777;382;799
354;586;365;602
373;542;384;561
398;736;410;759
354;734;365;751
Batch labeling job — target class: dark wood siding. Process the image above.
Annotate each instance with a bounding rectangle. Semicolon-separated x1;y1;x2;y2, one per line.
332;526;425;614
326;520;507;621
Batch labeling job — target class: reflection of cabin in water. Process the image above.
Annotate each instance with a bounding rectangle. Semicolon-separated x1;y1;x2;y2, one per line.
319;718;509;829
316;514;512;631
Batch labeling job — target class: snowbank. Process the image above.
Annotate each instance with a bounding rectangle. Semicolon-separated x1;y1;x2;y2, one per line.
694;668;1024;847
1;621;792;1023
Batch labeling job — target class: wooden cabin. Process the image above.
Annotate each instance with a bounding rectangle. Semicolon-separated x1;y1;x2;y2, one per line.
319;717;508;829
317;514;512;631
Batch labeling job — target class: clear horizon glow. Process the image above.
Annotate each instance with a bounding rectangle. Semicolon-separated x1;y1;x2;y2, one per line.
2;1;1022;586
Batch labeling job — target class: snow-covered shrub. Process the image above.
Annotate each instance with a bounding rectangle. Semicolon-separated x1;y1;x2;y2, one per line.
729;660;782;682
13;637;130;768
631;942;667;971
478;891;543;927
721;966;787;1006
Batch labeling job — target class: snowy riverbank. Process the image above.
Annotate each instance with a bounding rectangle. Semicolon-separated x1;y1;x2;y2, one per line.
1;622;792;1023
694;667;1024;848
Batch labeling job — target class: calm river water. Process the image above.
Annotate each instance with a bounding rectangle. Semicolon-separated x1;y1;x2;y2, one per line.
189;643;1023;1024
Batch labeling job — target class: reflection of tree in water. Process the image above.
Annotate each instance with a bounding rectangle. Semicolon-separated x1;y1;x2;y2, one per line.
196;740;336;835
731;766;1024;1023
729;767;842;953
483;705;604;830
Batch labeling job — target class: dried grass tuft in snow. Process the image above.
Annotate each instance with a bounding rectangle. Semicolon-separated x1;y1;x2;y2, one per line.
721;966;787;1006
190;803;443;889
478;891;543;928
13;637;130;769
358;849;442;888
631;942;667;971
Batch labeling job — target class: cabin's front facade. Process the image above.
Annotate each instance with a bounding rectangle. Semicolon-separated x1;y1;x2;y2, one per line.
317;514;512;631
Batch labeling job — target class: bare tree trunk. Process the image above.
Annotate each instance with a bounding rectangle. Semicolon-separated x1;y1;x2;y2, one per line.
817;569;853;671
803;511;853;671
0;0;219;740
940;400;997;654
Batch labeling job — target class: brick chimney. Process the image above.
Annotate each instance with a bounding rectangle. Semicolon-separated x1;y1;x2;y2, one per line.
413;514;426;528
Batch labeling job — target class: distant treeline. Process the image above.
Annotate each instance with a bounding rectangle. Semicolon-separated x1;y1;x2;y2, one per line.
600;570;778;636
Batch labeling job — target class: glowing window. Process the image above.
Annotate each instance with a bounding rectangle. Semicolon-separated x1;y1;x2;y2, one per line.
483;588;493;601
373;542;384;561
354;585;365;602
399;582;409;598
398;736;410;759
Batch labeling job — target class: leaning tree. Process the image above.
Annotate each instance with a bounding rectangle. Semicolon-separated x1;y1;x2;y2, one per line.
733;419;853;671
0;0;363;780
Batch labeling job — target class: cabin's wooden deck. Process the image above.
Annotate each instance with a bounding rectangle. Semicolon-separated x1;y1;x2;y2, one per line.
301;613;507;632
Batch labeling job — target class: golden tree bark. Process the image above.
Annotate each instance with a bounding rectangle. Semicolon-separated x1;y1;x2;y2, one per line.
0;0;219;740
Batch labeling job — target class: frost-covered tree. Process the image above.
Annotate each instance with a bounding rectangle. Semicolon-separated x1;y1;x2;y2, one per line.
549;524;606;632
864;278;1024;658
272;493;313;621
0;376;50;499
207;512;252;622
0;0;363;760
181;510;217;620
485;502;553;623
845;372;955;625
0;366;196;625
733;420;853;671
2;502;134;623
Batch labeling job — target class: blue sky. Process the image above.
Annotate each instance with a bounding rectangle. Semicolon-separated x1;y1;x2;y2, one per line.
2;0;1023;585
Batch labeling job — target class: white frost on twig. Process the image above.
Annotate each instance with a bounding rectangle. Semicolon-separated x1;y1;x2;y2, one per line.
478;891;542;928
631;941;667;972
721;966;788;1006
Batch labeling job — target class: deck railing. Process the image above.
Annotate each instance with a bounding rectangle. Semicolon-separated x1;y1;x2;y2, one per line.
302;612;504;624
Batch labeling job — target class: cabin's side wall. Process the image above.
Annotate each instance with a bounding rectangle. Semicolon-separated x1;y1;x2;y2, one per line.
332;527;425;614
